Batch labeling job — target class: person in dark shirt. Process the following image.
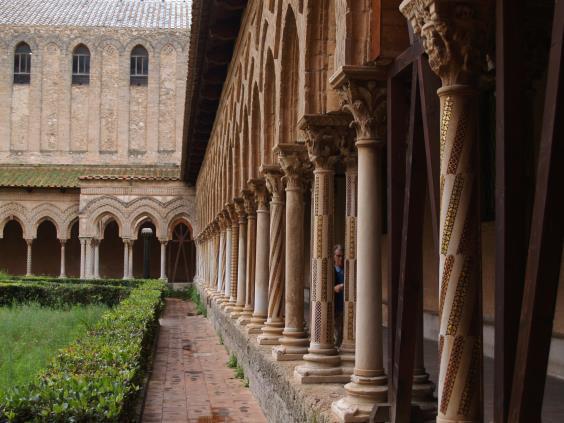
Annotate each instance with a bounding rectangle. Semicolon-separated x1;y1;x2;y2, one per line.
333;244;345;348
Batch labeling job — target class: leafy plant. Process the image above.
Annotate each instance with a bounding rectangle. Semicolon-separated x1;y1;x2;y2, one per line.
235;365;245;380
227;353;238;368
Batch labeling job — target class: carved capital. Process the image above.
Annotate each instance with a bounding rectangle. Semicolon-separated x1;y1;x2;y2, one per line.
299;113;353;170
241;189;256;216
329;66;387;142
260;164;285;201
274;143;312;190
248;177;269;211
233;197;246;222
224;203;236;225
400;0;490;86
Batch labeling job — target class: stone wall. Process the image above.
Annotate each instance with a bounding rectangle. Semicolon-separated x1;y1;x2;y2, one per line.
0;25;189;166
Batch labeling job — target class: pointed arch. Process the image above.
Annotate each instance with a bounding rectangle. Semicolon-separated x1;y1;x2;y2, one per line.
263;49;276;164
279;6;300;144
251;83;262;177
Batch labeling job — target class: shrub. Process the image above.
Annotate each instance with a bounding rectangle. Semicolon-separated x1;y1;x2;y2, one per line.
186;285;207;316
235;365;245;380
0;275;155;288
0;280;165;422
0;282;129;308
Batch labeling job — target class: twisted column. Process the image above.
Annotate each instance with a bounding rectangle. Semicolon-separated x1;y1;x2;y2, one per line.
230;198;247;318
330;67;389;421
340;144;358;374
247;178;270;334
273;144;312;361
25;239;33;276
295;113;352;383
257;165;286;345
59;240;67;278
401;2;487;421
239;188;257;325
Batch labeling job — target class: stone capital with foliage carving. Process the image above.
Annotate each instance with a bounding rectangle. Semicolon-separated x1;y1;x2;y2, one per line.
329;66;387;143
274;143;312;190
299;113;353;170
233;197;246;222
241;188;256;217
260;164;285;202
400;0;490;86
248;178;269;211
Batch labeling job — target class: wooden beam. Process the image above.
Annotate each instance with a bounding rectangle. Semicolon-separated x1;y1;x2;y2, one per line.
387;38;424;79
494;1;531;421
386;64;411;385
416;57;440;250
508;2;564;420
390;65;427;422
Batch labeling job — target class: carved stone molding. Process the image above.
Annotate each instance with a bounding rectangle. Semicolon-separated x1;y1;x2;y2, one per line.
242;188;257;217
399;0;490;86
232;199;245;223
274;144;312;190
299;113;354;170
260;164;285;201
329;66;387;143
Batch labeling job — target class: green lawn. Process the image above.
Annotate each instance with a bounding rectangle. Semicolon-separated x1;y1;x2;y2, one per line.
0;303;109;395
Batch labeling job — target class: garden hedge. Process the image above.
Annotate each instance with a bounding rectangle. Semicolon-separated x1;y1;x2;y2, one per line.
0;282;129;307
0;275;154;288
0;280;165;422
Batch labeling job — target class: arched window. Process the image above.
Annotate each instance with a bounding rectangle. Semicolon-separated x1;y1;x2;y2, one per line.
72;44;90;85
130;45;148;86
14;42;32;84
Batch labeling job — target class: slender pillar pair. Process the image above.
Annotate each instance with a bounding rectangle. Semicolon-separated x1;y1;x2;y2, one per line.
273;144;312;360
238;188;257;325
257;165;286;345
400;2;486;421
25;238;33;276
294;113;353;383
213;213;227;299
59;240;67;278
224;201;240;312
330;67;390;421
247;178;270;334
230;198;247;318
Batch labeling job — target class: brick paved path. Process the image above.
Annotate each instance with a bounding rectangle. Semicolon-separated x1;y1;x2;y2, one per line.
142;298;267;423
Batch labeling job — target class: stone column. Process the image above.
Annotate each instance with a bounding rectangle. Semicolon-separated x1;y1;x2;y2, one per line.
230;198;247;318
400;3;486;421
226;201;241;311
257;165;286;345
220;209;233;306
239;188;257;325
159;240;167;280
295;114;351;382
25;239;33;276
273;144;311;361
128;240;134;279
340;140;358;374
123;240;129;279
80;238;86;279
85;238;93;279
59;240;67;278
214;215;226;299
93;240;100;279
330;66;389;421
247;178;270;334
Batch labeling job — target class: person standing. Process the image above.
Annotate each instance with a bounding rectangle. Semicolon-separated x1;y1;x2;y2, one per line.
333;244;345;348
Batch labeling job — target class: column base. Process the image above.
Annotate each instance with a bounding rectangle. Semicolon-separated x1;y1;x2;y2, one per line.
332;398;390;423
412;372;437;420
340;352;355;376
229;305;245;319
257;320;284;345
237;310;253;326
247;314;267;334
272;329;309;361
331;375;389;422
294;347;349;384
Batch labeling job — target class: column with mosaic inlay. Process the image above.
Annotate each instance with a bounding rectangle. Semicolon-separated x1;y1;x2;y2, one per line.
400;2;487;421
330;66;389;421
219;207;233;306
273;144;312;361
295;113;352;383
223;202;239;311
213;213;227;301
257;165;286;345
247;178;270;334
238;188;257;325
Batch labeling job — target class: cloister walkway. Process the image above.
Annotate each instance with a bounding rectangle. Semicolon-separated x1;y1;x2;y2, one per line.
141;298;266;423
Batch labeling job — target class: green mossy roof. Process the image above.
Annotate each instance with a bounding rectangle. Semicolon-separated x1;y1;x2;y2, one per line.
0;165;180;188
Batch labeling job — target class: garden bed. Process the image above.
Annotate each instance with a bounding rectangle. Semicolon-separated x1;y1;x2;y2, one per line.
0;278;165;422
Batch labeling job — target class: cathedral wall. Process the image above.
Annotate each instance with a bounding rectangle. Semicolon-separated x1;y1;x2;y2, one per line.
0;25;189;166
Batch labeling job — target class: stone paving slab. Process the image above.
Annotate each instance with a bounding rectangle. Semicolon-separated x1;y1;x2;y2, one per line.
142;298;267;423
